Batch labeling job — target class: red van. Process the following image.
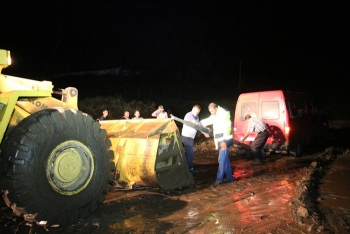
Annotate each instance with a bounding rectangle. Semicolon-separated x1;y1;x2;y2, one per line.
233;90;330;157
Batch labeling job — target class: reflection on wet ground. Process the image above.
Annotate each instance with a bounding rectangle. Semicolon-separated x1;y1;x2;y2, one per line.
152;153;318;233
1;145;349;233
82;193;187;233
319;152;350;208
318;151;350;232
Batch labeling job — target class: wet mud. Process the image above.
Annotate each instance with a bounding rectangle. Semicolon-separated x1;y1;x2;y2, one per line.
1;126;350;234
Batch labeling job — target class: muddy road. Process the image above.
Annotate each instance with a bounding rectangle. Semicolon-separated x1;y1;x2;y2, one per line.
1;124;350;234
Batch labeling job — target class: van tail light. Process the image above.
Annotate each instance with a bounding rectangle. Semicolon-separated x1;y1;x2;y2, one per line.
285;126;290;135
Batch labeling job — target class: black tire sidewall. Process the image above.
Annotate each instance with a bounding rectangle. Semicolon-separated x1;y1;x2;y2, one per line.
2;109;112;224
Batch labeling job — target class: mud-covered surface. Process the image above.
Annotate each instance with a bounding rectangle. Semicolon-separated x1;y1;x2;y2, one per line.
1;123;350;234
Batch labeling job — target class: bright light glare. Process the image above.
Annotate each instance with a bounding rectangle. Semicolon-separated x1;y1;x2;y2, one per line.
285;126;290;134
7;51;11;65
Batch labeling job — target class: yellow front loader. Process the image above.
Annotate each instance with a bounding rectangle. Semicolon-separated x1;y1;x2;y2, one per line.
0;49;193;226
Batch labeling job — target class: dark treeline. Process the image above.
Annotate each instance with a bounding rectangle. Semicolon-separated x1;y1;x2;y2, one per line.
49;63;349;120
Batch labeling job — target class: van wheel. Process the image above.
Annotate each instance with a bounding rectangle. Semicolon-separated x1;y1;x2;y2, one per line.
290;144;303;158
0;109;115;226
244;149;252;156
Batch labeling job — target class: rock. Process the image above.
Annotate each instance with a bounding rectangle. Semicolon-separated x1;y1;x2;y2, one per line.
301;185;308;192
307;224;316;232
316;225;325;233
297;206;309;218
310;161;318;168
298;220;306;227
325;154;332;160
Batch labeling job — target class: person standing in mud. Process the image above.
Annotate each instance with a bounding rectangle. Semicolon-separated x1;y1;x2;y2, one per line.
200;103;234;187
240;114;269;165
181;105;208;173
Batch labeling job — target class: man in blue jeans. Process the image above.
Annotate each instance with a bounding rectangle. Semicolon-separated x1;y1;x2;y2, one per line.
200;103;234;187
181;105;207;173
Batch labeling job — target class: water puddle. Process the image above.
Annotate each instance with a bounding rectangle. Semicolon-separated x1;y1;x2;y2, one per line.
319;154;350;209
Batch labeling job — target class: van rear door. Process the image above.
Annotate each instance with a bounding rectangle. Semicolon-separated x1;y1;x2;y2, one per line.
233;90;288;152
233;92;259;144
259;90;288;150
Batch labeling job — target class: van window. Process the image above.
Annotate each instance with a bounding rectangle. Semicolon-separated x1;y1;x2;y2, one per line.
288;101;309;118
305;102;313;116
261;101;279;119
241;102;257;120
311;102;327;118
287;101;298;118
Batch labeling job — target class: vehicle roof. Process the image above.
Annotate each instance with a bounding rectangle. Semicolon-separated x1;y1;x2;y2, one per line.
238;90;315;101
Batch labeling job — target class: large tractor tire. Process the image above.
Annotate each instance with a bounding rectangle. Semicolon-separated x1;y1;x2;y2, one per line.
0;109;115;226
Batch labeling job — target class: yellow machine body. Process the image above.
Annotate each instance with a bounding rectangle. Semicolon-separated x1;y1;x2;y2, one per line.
0;49;193;191
100;119;193;190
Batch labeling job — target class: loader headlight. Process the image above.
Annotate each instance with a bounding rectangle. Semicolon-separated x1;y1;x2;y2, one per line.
0;49;11;70
7;51;11;66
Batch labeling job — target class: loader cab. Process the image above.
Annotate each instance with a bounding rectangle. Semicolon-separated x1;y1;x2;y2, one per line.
0;49;11;72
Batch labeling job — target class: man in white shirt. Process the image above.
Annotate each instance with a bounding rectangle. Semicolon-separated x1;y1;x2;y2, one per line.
152;105;168;118
201;103;234;187
181;105;203;173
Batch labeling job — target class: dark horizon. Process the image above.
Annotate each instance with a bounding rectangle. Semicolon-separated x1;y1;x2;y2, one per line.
2;1;349;118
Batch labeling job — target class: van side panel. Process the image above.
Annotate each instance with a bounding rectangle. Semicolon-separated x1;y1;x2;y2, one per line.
284;91;330;150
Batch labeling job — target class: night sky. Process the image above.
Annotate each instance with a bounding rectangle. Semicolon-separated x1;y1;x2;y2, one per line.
2;1;349;116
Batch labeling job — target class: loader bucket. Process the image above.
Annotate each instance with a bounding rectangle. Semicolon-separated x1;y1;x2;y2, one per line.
99;118;194;190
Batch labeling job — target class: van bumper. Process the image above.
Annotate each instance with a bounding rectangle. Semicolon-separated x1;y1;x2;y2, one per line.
234;142;290;154
264;142;289;154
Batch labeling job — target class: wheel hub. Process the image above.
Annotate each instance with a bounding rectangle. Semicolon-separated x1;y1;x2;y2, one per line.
46;140;94;195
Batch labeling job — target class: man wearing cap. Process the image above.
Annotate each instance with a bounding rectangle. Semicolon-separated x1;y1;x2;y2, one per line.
241;114;269;165
200;102;234;187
